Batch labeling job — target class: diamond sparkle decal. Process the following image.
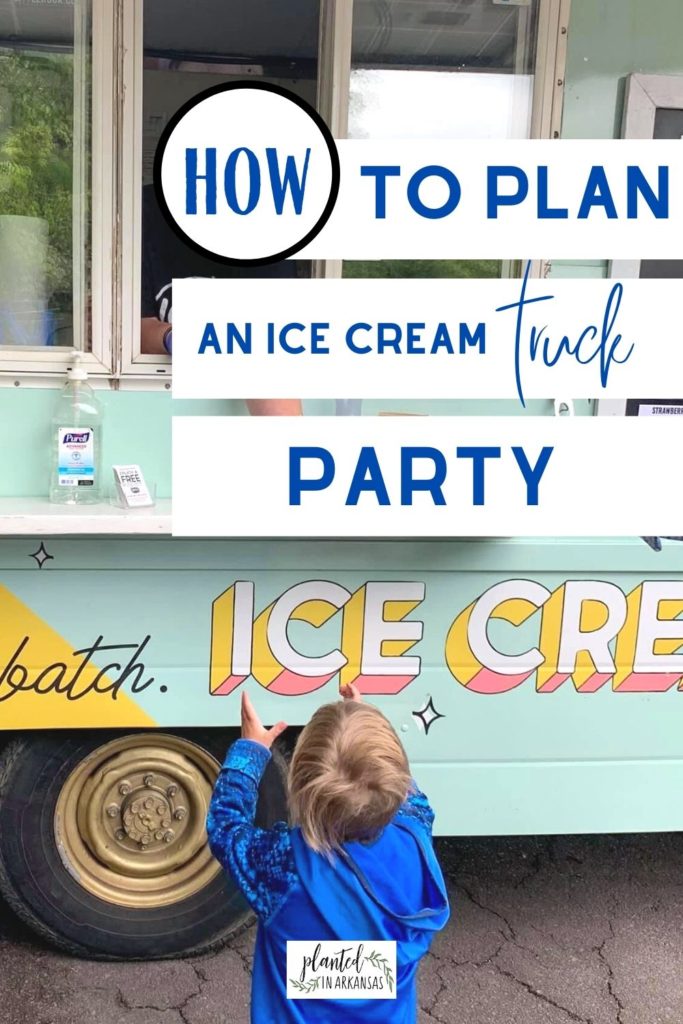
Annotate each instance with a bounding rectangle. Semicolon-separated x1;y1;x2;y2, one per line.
29;543;54;569
412;696;445;735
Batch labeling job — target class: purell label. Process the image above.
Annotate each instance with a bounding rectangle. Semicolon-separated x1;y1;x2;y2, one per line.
58;426;95;486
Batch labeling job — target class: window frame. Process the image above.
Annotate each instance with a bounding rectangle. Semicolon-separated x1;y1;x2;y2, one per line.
2;0;569;385
610;73;683;281
315;0;570;284
598;72;683;418
531;0;571;142
0;0;117;380
119;0;169;380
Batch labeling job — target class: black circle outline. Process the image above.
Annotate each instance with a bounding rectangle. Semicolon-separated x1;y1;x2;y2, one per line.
153;80;340;267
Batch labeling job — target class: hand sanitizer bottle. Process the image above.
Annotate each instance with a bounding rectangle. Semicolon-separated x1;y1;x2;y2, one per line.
49;355;103;504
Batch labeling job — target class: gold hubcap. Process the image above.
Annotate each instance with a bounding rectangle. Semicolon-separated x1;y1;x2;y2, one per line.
54;734;221;908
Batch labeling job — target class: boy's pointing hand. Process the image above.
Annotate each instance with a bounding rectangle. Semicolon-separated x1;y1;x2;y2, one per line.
240;691;288;749
340;683;362;702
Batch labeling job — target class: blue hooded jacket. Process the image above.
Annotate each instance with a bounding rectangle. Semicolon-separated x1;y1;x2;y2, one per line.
207;739;450;1024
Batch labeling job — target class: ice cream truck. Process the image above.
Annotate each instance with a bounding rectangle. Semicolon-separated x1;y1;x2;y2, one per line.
1;0;683;960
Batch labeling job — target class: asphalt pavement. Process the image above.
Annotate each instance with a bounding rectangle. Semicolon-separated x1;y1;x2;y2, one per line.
1;833;681;1024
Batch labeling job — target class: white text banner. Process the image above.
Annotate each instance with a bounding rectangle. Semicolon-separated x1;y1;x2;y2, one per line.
172;416;683;537
173;276;683;402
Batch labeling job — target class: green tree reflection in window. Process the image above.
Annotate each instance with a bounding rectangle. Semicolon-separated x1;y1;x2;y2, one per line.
344;259;501;279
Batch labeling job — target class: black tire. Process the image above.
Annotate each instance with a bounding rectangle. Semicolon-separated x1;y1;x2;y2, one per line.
0;729;288;960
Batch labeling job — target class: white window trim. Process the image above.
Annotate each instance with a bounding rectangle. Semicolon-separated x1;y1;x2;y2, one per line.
526;0;571;282
313;0;353;282
599;72;683;418
118;0;171;380
0;0;117;380
531;0;571;141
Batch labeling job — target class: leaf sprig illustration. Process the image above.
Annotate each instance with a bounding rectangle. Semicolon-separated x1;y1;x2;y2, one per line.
289;977;321;994
365;950;395;993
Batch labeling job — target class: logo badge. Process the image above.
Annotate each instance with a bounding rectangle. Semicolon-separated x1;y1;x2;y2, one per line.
154;81;340;266
286;941;397;1000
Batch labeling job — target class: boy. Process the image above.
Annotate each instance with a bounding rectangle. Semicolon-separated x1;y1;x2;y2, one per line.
206;685;449;1023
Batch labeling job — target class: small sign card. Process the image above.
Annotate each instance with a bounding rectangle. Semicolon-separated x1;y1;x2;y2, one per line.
112;465;154;508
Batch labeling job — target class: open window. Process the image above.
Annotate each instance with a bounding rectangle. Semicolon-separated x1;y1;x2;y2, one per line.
323;0;569;414
0;0;115;377
337;1;568;286
1;0;567;386
120;0;569;383
119;0;320;378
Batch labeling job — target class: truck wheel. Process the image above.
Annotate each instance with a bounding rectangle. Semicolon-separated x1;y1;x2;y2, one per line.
0;730;288;959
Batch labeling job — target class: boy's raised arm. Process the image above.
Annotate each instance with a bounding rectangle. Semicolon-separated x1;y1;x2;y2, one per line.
206;696;294;922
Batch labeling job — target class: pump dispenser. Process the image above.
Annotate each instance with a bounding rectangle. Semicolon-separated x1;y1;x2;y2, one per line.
49;355;104;504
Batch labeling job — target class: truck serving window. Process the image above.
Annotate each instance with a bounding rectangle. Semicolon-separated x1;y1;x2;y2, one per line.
125;0;320;374
340;0;550;416
343;0;541;286
0;0;111;376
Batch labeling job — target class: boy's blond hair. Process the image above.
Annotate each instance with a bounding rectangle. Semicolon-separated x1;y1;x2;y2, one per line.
288;700;412;854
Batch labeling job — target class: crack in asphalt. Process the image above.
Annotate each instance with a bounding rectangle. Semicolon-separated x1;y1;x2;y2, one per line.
443;881;602;1022
420;940;507;1020
490;964;593;1023
421;939;594;1024
225;934;254;977
115;968;204;1024
420;962;452;1024
596;921;626;1024
423;955;449;1015
453;879;557;966
116;988;188;1022
453;881;519;942
110;941;253;1023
